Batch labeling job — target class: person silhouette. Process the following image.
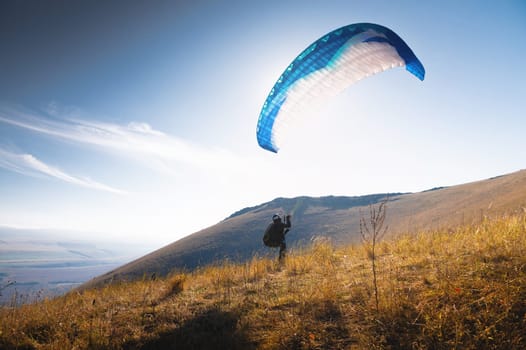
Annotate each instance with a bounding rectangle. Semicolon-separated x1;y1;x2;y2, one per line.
263;214;291;261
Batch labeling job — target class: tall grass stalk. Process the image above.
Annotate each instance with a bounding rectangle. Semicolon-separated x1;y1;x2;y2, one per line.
360;198;388;312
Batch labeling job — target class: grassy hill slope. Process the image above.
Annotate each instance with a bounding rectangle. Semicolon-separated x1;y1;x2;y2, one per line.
84;170;526;288
2;214;525;349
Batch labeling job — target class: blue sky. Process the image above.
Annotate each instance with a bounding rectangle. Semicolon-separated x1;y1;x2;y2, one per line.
1;0;525;246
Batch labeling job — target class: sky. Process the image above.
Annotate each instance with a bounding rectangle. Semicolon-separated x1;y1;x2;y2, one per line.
0;0;525;247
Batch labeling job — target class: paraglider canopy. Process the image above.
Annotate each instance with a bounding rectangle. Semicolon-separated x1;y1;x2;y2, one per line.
256;23;425;153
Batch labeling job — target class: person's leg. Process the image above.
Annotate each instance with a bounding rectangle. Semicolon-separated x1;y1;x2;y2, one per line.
279;241;286;261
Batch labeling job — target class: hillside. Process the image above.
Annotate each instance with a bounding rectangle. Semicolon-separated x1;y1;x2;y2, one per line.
2;215;525;349
83;170;526;288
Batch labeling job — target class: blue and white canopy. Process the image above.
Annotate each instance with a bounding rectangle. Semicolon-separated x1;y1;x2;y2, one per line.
256;23;425;153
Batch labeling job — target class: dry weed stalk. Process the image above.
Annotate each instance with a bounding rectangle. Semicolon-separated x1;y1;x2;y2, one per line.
360;198;388;312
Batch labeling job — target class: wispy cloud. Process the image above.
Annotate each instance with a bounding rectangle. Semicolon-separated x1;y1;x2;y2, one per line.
0;148;127;195
0;105;249;173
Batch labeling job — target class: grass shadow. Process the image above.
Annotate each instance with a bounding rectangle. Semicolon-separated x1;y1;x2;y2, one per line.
127;306;255;350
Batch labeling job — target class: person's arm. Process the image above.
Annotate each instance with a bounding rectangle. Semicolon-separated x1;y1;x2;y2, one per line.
284;215;291;228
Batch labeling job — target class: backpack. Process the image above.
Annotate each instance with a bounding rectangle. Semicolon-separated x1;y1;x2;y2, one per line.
263;223;282;247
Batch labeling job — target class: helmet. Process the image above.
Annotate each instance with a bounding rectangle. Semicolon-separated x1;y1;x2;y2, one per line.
272;214;281;222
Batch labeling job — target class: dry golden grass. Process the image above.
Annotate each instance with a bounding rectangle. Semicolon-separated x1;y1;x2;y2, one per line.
1;215;525;349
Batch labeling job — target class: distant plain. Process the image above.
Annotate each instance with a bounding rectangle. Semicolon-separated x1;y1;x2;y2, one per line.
0;228;155;304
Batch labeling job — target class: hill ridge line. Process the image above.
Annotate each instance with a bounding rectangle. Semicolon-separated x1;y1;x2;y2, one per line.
81;169;526;289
